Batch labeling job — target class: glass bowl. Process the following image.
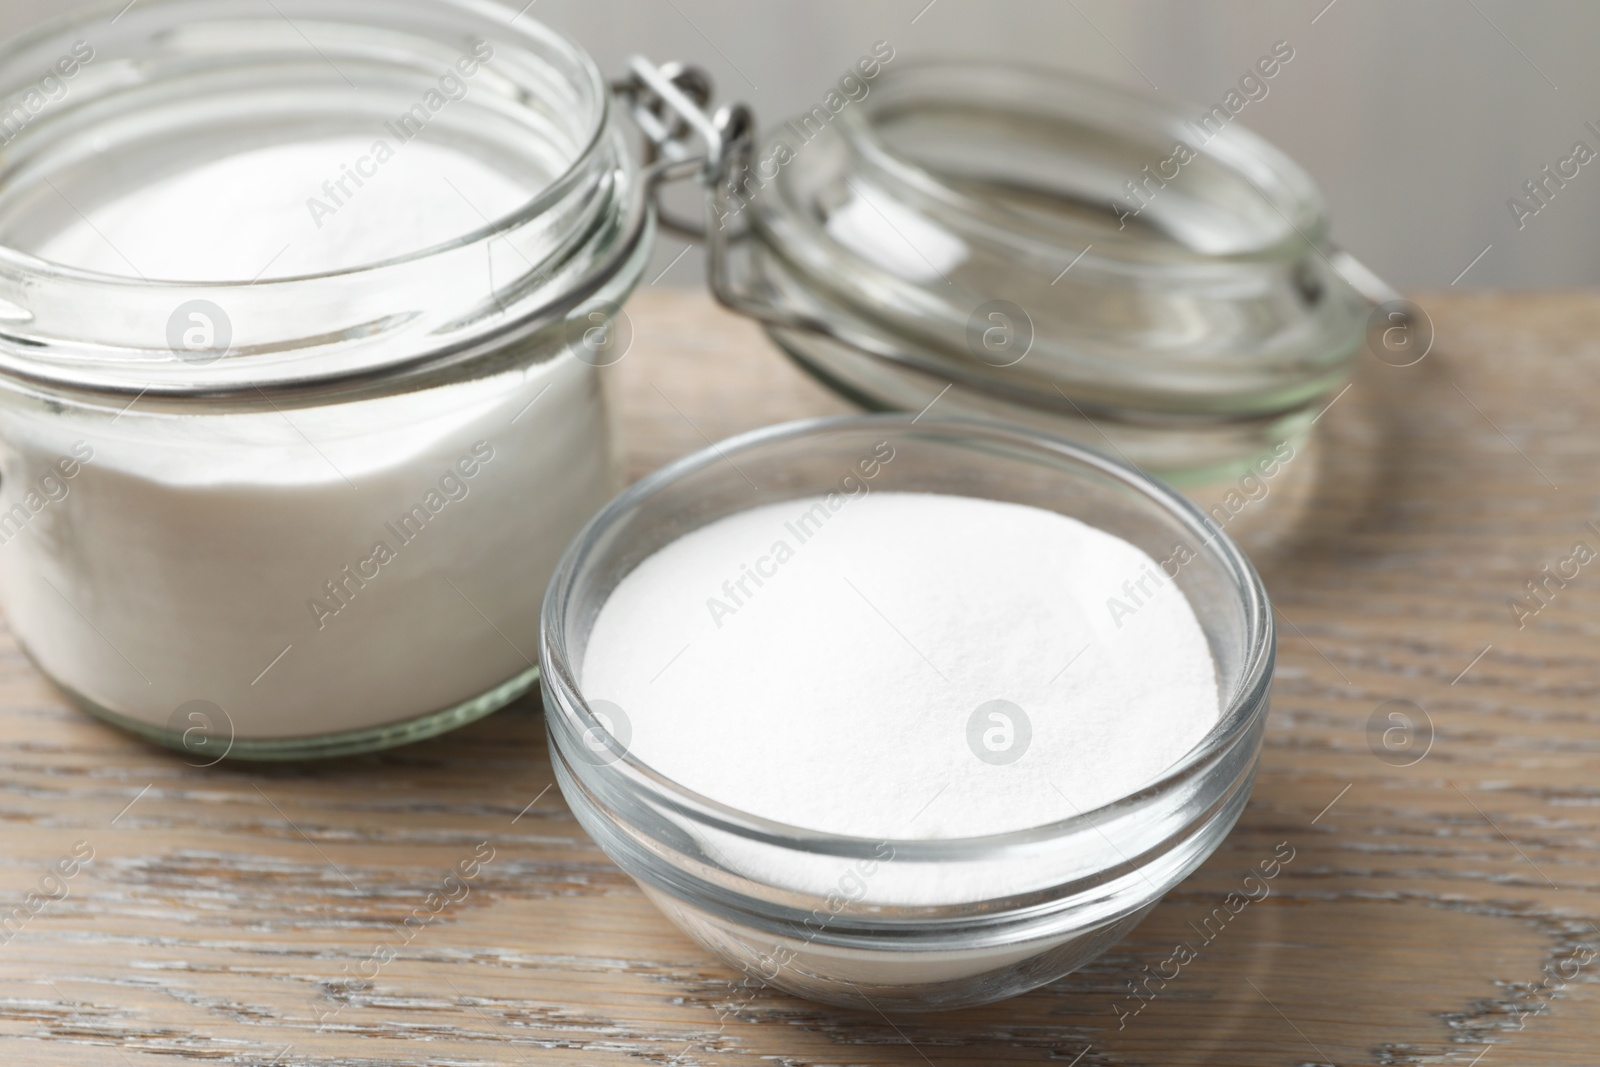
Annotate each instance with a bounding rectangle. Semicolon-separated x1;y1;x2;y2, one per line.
540;415;1273;1010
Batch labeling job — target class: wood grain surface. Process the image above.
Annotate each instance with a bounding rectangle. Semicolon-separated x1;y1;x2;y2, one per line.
0;288;1596;1066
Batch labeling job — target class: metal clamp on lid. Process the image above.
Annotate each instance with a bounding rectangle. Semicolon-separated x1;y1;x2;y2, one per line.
615;57;927;372
613;58;753;240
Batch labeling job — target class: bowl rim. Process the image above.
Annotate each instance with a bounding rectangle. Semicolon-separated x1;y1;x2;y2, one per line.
539;412;1275;863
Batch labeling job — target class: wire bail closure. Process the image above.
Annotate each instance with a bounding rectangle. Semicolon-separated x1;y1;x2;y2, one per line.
614;57;908;358
613;57;754;242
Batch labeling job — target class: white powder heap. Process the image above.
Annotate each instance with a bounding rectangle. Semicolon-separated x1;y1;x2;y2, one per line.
582;491;1220;842
35;137;533;281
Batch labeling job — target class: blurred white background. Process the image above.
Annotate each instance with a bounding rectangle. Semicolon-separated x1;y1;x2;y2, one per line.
5;0;1597;290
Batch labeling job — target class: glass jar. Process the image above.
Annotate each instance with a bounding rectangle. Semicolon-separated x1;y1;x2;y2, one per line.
700;61;1384;483
541;415;1274;1010
0;0;650;757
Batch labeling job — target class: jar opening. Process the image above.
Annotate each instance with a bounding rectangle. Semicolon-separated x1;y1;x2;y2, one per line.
0;0;642;399
0;0;607;283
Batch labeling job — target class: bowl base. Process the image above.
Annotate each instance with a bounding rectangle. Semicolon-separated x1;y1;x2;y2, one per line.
642;882;1160;1012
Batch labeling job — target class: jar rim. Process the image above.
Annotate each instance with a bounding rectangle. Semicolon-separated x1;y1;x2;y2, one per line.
0;0;612;287
0;0;643;400
540;413;1276;864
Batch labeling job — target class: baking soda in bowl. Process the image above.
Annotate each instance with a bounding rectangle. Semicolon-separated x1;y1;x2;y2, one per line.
581;490;1220;899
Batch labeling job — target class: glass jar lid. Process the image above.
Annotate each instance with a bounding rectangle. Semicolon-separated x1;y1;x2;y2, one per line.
624;58;1392;481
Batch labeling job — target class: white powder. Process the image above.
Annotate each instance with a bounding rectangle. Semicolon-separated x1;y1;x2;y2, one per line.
0;138;618;743
581;492;1220;844
0;358;614;741
32;137;533;282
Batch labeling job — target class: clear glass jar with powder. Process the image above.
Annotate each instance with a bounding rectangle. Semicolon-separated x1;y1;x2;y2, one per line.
0;0;649;756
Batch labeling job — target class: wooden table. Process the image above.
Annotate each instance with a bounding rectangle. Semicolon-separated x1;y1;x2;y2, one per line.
1;289;1596;1066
